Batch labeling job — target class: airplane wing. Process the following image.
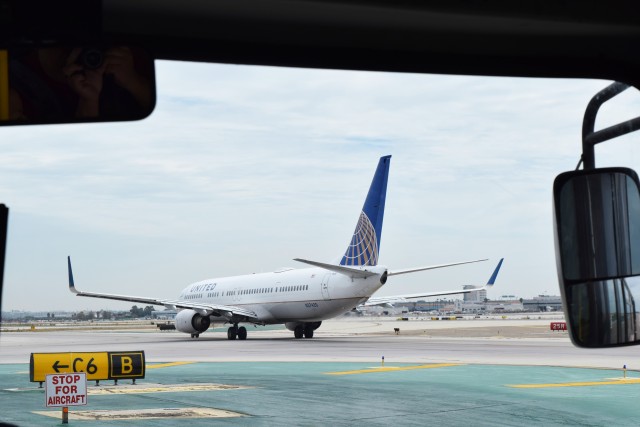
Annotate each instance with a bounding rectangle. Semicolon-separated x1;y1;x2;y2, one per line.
294;258;487;278
387;258;487;276
66;257;258;321
364;258;503;306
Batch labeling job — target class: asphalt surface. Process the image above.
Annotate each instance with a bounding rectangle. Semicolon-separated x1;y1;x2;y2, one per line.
1;317;640;426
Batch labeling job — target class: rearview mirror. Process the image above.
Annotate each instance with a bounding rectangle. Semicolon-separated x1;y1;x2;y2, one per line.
0;45;155;125
553;168;640;347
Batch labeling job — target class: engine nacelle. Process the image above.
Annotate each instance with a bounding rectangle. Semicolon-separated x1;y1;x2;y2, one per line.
175;309;211;334
285;321;322;331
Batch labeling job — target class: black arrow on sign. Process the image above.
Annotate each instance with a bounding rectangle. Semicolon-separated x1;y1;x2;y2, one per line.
52;360;69;373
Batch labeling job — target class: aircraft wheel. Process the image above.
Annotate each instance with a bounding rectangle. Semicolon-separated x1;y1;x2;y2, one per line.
303;325;314;339
294;324;304;339
227;326;237;340
238;326;247;340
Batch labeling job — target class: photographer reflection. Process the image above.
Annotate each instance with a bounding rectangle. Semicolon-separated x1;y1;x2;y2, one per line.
9;46;153;122
567;277;640;347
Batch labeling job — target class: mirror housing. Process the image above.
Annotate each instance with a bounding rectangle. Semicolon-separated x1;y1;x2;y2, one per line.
1;45;155;125
0;1;157;125
553;167;640;347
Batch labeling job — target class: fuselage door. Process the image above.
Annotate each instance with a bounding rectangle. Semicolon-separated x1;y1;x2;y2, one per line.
321;274;331;300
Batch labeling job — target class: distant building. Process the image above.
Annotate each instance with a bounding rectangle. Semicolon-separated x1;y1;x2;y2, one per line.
484;300;524;312
358;290;562;316
463;285;486;303
522;295;563;312
1;311;74;321
455;300;485;313
455;300;524;313
154;310;178;320
410;300;456;312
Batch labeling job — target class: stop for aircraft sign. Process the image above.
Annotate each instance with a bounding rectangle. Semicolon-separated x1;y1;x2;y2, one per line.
45;373;87;407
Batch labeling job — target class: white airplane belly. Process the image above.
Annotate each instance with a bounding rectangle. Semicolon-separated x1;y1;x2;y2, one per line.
246;297;362;323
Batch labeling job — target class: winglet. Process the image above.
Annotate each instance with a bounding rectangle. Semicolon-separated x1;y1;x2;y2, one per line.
486;258;504;286
67;256;78;294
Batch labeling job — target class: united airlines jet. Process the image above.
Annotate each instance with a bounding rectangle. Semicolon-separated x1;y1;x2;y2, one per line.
67;155;502;340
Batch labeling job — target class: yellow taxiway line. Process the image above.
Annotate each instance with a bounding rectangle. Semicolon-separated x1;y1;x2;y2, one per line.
326;363;462;376
508;378;640;388
146;361;196;369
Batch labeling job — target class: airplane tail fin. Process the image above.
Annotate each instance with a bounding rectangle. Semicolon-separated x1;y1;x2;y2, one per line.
340;155;391;267
485;258;504;287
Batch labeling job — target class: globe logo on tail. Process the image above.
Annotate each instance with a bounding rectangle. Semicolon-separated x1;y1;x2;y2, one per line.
340;211;379;266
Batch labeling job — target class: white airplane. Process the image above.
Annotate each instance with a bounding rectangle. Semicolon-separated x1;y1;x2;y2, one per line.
67;155;503;340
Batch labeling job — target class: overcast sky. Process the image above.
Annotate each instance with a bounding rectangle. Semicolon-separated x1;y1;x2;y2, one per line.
2;60;640;312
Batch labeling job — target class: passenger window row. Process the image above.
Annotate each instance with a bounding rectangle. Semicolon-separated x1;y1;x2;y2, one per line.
182;284;311;300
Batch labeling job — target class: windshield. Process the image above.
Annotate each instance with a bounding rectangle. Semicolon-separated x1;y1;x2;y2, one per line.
2;62;640;425
4;63;640;304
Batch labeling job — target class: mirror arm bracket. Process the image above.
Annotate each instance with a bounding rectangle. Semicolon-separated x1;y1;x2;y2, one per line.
582;82;640;170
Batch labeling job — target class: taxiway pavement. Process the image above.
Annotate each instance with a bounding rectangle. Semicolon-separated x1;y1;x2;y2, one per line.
1;317;637;370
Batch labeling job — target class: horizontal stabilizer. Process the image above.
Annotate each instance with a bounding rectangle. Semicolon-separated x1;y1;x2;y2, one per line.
293;258;379;278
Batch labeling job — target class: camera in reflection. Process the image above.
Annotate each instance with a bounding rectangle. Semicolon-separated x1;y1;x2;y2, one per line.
77;48;104;70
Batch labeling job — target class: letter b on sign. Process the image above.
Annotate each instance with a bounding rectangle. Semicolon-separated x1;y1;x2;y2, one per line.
109;352;145;378
121;357;133;374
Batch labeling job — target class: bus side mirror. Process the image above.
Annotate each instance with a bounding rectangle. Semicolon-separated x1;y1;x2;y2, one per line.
553;168;640;347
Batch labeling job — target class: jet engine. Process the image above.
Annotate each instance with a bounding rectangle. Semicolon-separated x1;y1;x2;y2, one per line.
175;309;211;334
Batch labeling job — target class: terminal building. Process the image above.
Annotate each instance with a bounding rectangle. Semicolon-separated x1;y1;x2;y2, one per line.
463;285;487;303
373;289;562;315
522;295;563;312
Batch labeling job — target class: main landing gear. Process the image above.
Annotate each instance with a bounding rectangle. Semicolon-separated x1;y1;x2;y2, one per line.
286;321;321;339
227;324;247;340
294;324;314;339
190;333;200;338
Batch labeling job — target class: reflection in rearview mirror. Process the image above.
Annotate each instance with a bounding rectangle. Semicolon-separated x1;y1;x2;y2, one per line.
565;278;640;347
554;168;640;347
554;169;640;283
1;46;155;125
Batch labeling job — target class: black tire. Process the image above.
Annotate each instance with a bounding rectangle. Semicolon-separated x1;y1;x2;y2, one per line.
227;326;237;340
238;326;247;340
294;324;304;339
303;325;314;339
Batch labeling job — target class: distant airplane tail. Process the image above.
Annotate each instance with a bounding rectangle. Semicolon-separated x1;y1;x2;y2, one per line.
340;155;391;267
